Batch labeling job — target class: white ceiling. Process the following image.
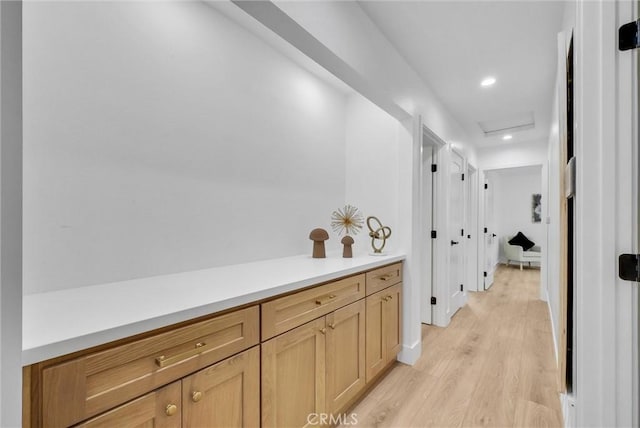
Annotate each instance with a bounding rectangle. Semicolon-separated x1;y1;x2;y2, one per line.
358;1;567;148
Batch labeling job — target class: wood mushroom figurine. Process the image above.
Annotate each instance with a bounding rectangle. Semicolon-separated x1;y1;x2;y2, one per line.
309;228;329;258
341;235;354;258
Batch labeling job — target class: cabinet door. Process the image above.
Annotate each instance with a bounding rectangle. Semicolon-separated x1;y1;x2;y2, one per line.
326;299;365;414
182;346;260;428
365;291;386;383
366;283;403;383
74;381;181;428
383;283;402;362
262;317;326;428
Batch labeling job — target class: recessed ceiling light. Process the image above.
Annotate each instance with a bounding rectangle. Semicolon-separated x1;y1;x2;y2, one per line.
481;77;496;87
502;134;513;141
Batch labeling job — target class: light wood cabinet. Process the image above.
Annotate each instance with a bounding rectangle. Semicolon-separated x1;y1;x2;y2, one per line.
183;346;260;428
74;381;181;428
76;347;260;428
30;307;260;428
26;262;403;428
261;318;326;428
326;299;366;414
262;299;368;428
41;306;259;427
365;262;402;296
261;274;365;340
366;282;402;383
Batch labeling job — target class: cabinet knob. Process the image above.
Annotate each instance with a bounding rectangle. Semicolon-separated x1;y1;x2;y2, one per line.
328;323;336;329
320;328;327;335
192;391;203;403
165;404;178;417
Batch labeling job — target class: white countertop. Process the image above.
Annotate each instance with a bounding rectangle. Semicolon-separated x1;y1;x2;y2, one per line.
23;252;405;365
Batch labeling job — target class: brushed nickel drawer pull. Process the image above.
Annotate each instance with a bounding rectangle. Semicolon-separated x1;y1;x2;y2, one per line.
155;342;207;368
315;294;337;305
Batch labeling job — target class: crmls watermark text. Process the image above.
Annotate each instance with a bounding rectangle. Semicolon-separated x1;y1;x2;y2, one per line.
307;412;358;426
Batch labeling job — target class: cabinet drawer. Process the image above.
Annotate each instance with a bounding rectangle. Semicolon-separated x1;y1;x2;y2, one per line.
261;274;365;340
366;263;402;295
42;306;259;428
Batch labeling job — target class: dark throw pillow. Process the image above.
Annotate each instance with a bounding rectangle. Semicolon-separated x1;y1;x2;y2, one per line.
508;232;535;251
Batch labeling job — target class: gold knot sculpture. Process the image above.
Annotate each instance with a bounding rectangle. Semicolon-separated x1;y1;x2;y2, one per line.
366;216;392;254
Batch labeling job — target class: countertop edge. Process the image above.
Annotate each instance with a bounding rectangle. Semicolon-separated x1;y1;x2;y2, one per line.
23;254;405;365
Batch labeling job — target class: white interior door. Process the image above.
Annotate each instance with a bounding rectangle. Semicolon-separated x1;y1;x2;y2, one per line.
449;150;465;316
483;175;496;289
421;143;435;324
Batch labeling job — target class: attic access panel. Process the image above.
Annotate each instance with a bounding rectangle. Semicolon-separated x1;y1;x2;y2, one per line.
478;111;535;137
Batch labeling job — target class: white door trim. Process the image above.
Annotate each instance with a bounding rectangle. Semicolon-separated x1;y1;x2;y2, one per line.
466;164;479;292
0;2;23;426
573;1;636;425
419;125;446;324
419;125;450;327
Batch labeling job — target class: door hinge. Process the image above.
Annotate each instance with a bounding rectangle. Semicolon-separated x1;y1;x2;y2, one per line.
461;173;465;181
431;296;437;305
619;254;640;282
431;230;437;239
483;271;487;277
460;284;464;292
484;227;488;233
431;164;437;173
484;183;488;189
619;19;640;51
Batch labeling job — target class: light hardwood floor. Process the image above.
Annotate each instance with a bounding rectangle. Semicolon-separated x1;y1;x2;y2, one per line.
342;265;563;428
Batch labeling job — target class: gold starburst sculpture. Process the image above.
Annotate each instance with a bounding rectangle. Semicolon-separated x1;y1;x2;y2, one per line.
331;205;364;236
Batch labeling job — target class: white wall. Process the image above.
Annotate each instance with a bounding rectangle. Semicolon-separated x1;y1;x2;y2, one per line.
344;94;400;252
478;139;548;171
273;1;477;165
23;1;349;293
490;166;544;264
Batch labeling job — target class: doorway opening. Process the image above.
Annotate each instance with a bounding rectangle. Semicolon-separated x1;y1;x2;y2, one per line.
481;165;545;291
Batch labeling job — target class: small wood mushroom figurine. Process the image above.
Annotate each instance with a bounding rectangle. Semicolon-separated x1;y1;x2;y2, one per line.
309;228;329;258
341;235;354;258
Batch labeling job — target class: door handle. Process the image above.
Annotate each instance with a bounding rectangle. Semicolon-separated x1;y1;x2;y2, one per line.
451;240;459;246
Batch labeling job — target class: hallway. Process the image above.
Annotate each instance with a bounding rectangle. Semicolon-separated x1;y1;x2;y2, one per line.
345;265;562;427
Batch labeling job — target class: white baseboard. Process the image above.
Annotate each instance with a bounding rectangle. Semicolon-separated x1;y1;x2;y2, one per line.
545;286;559;364
398;339;421;365
561;393;576;428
